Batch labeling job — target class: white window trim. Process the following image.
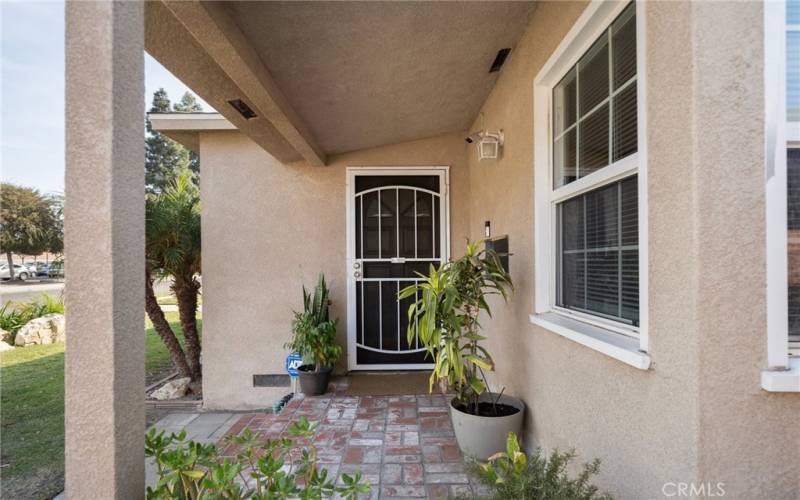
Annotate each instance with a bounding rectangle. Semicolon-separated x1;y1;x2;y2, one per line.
532;0;650;370
762;0;800;391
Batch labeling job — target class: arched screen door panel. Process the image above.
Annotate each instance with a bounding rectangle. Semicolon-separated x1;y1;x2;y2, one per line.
346;168;449;370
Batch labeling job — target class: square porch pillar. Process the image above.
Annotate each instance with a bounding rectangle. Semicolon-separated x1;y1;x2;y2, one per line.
64;1;145;498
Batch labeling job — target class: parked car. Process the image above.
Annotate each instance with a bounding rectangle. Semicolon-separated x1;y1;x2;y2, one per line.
0;263;33;281
32;262;51;277
23;263;37;276
48;260;64;279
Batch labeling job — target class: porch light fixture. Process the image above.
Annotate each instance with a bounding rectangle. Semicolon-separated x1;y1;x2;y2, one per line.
477;130;504;160
466;113;504;160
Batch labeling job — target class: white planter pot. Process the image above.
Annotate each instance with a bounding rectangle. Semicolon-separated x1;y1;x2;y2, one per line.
449;392;525;460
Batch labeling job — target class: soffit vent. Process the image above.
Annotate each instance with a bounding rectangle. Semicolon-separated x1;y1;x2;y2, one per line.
489;48;512;73
228;99;257;119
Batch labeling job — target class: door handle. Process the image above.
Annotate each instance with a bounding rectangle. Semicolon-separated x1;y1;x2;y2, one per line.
354;271;361;278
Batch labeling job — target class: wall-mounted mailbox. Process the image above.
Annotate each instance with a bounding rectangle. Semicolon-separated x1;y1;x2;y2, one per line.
485;235;510;274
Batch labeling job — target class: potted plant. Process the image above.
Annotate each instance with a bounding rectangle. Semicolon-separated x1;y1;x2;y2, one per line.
400;240;522;460
285;273;341;396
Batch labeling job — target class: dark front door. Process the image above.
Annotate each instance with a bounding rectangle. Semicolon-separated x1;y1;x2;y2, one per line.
347;170;448;369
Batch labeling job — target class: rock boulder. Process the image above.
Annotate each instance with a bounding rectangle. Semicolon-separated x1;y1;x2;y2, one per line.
0;341;14;352
14;313;66;347
150;377;191;400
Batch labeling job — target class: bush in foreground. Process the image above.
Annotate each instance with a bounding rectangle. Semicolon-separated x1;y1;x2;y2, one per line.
145;416;370;499
470;432;613;500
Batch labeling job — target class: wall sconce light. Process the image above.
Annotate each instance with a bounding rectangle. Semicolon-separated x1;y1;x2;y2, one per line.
466;113;504;160
478;130;504;160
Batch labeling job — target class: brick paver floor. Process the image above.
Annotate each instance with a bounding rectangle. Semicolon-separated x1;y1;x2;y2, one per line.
219;385;488;499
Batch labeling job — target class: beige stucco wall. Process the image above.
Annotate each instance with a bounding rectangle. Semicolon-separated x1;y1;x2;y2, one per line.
690;2;800;497
465;1;800;499
197;1;799;497
464;2;698;497
199;131;468;409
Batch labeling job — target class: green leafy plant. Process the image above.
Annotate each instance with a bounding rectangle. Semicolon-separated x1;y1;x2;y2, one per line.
0;294;65;342
0;303;28;337
400;240;512;414
145;416;370;499
284;274;342;372
17;293;64;318
471;432;612;500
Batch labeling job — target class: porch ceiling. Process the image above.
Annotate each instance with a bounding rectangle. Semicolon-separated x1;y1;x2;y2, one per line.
146;1;536;164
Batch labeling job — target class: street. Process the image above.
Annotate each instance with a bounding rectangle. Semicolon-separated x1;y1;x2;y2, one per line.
0;278;174;307
0;280;64;305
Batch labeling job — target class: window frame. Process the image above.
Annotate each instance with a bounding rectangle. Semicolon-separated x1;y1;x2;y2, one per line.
789;146;800;356
762;0;800;392
532;0;650;369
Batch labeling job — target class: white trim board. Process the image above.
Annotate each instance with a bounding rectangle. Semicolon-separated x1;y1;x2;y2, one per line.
764;0;790;372
148;112;236;132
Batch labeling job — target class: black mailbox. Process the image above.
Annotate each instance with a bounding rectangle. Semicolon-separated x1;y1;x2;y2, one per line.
485;235;510;274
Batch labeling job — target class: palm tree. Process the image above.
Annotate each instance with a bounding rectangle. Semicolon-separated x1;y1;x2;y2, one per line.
145;169;202;385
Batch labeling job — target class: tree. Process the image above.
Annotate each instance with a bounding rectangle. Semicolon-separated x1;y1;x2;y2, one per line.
0;183;63;279
173;92;203;113
145;170;203;385
145;89;202;192
45;193;64;255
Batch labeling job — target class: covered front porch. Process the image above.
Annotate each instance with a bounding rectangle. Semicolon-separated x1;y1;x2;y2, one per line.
64;1;793;498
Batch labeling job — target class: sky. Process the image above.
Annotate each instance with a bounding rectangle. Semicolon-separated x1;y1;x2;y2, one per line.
0;0;213;196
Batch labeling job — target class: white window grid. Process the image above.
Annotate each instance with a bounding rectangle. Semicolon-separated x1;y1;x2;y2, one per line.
548;3;641;338
533;1;649;356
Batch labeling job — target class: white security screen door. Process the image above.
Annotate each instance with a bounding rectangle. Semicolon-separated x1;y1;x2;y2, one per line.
346;167;449;370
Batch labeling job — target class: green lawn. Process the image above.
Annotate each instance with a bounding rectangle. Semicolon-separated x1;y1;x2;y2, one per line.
0;312;201;499
156;292;202;306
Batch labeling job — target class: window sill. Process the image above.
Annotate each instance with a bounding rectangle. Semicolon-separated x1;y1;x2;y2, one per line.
761;357;800;392
529;312;651;370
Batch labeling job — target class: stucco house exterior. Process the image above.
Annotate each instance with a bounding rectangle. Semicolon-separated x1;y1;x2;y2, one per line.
64;1;800;498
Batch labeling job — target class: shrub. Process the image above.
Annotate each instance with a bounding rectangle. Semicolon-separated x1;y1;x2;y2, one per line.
0;303;29;336
284;274;341;372
17;293;64;318
145;416;370;499
470;433;612;500
400;240;512;412
0;294;64;342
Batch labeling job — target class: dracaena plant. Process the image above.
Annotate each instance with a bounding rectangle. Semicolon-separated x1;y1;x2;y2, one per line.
400;240;512;415
145;416;370;500
284;273;342;372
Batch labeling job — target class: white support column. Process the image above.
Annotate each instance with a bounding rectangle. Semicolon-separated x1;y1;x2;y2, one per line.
64;1;144;498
